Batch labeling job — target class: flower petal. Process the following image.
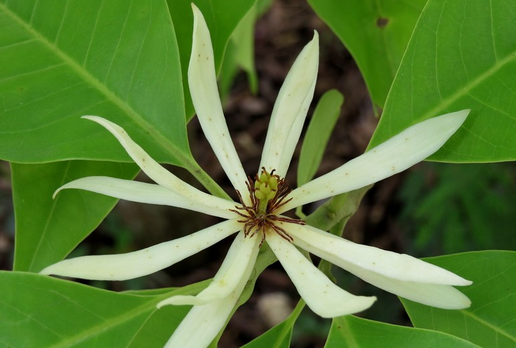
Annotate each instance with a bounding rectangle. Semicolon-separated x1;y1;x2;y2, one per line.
259;32;319;178
266;232;376;318
40;219;241;280
163;295;236;348
189;5;248;200
159;230;260;306
82;116;229;207
54;176;237;220
160;230;257;348
339;263;471;309
287;223;472;286
279;109;470;212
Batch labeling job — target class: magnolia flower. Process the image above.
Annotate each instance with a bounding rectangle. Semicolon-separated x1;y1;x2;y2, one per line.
40;5;472;348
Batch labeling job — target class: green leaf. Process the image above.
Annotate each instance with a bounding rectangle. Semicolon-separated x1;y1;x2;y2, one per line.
402;251;516;348
0;0;192;166
241;301;305;348
308;0;426;111
12;161;138;272
167;0;256;118
370;0;516;162
0;272;208;347
298;89;344;187
325;315;481;348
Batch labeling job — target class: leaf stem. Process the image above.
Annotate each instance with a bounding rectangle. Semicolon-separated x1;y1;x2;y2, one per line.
183;156;232;200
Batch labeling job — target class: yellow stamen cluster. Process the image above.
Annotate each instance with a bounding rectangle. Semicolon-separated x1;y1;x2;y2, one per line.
230;168;305;246
254;170;279;213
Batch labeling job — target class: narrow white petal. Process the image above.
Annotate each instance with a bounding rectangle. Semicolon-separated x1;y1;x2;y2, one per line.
161;229;258;348
40;219;241;280
159;231;259;306
280;110;470;212
266;232;376;318
341;263;471;309
287;223;471;286
83;116;231;207
55;176;238;220
163;295;236;348
189;5;248;199
259;32;319;178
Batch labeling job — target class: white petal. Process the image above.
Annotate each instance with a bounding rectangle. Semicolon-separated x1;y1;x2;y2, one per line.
163;295;235;348
189;5;248;200
259;32;319;178
161;229;258;348
266;232;376;318
342;263;471;309
82;116;230;207
159;231;259;306
287;223;472;286
39;219;241;280
279;110;470;212
55;176;238;220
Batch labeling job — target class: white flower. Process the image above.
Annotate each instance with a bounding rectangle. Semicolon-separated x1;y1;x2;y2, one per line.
40;5;472;348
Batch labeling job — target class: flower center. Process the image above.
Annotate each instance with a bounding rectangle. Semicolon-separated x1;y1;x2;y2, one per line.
231;168;305;246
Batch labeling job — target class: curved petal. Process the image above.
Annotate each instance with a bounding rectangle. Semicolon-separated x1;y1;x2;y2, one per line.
341;263;471;309
279;109;470;212
82;116;230;207
160;230;257;348
287;223;471;286
259;32;319;178
40;219;241;280
159;231;259;306
54;176;238;220
266;232;376;318
189;5;248;200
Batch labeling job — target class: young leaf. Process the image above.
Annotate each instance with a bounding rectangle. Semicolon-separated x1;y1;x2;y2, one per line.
402;251;516;348
370;0;516;162
298;89;344;187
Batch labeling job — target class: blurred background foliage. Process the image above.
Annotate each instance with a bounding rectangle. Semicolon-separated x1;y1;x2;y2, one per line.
398;162;516;255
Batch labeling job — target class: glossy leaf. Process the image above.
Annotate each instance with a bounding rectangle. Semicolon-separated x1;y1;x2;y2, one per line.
297;89;343;187
325;315;480;348
308;0;426;110
12;161;138;272
0;0;191;166
166;0;256;118
402;251;516;348
0;271;206;347
370;0;516;162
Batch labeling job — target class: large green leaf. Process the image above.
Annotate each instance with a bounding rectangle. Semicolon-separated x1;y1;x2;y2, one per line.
11;161;138;272
308;0;426;111
167;0;256;118
0;272;205;347
370;0;516;162
402;251;516;348
0;0;191;166
325;315;480;348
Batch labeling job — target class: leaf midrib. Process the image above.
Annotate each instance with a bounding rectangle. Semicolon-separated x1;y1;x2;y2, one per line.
0;2;191;167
